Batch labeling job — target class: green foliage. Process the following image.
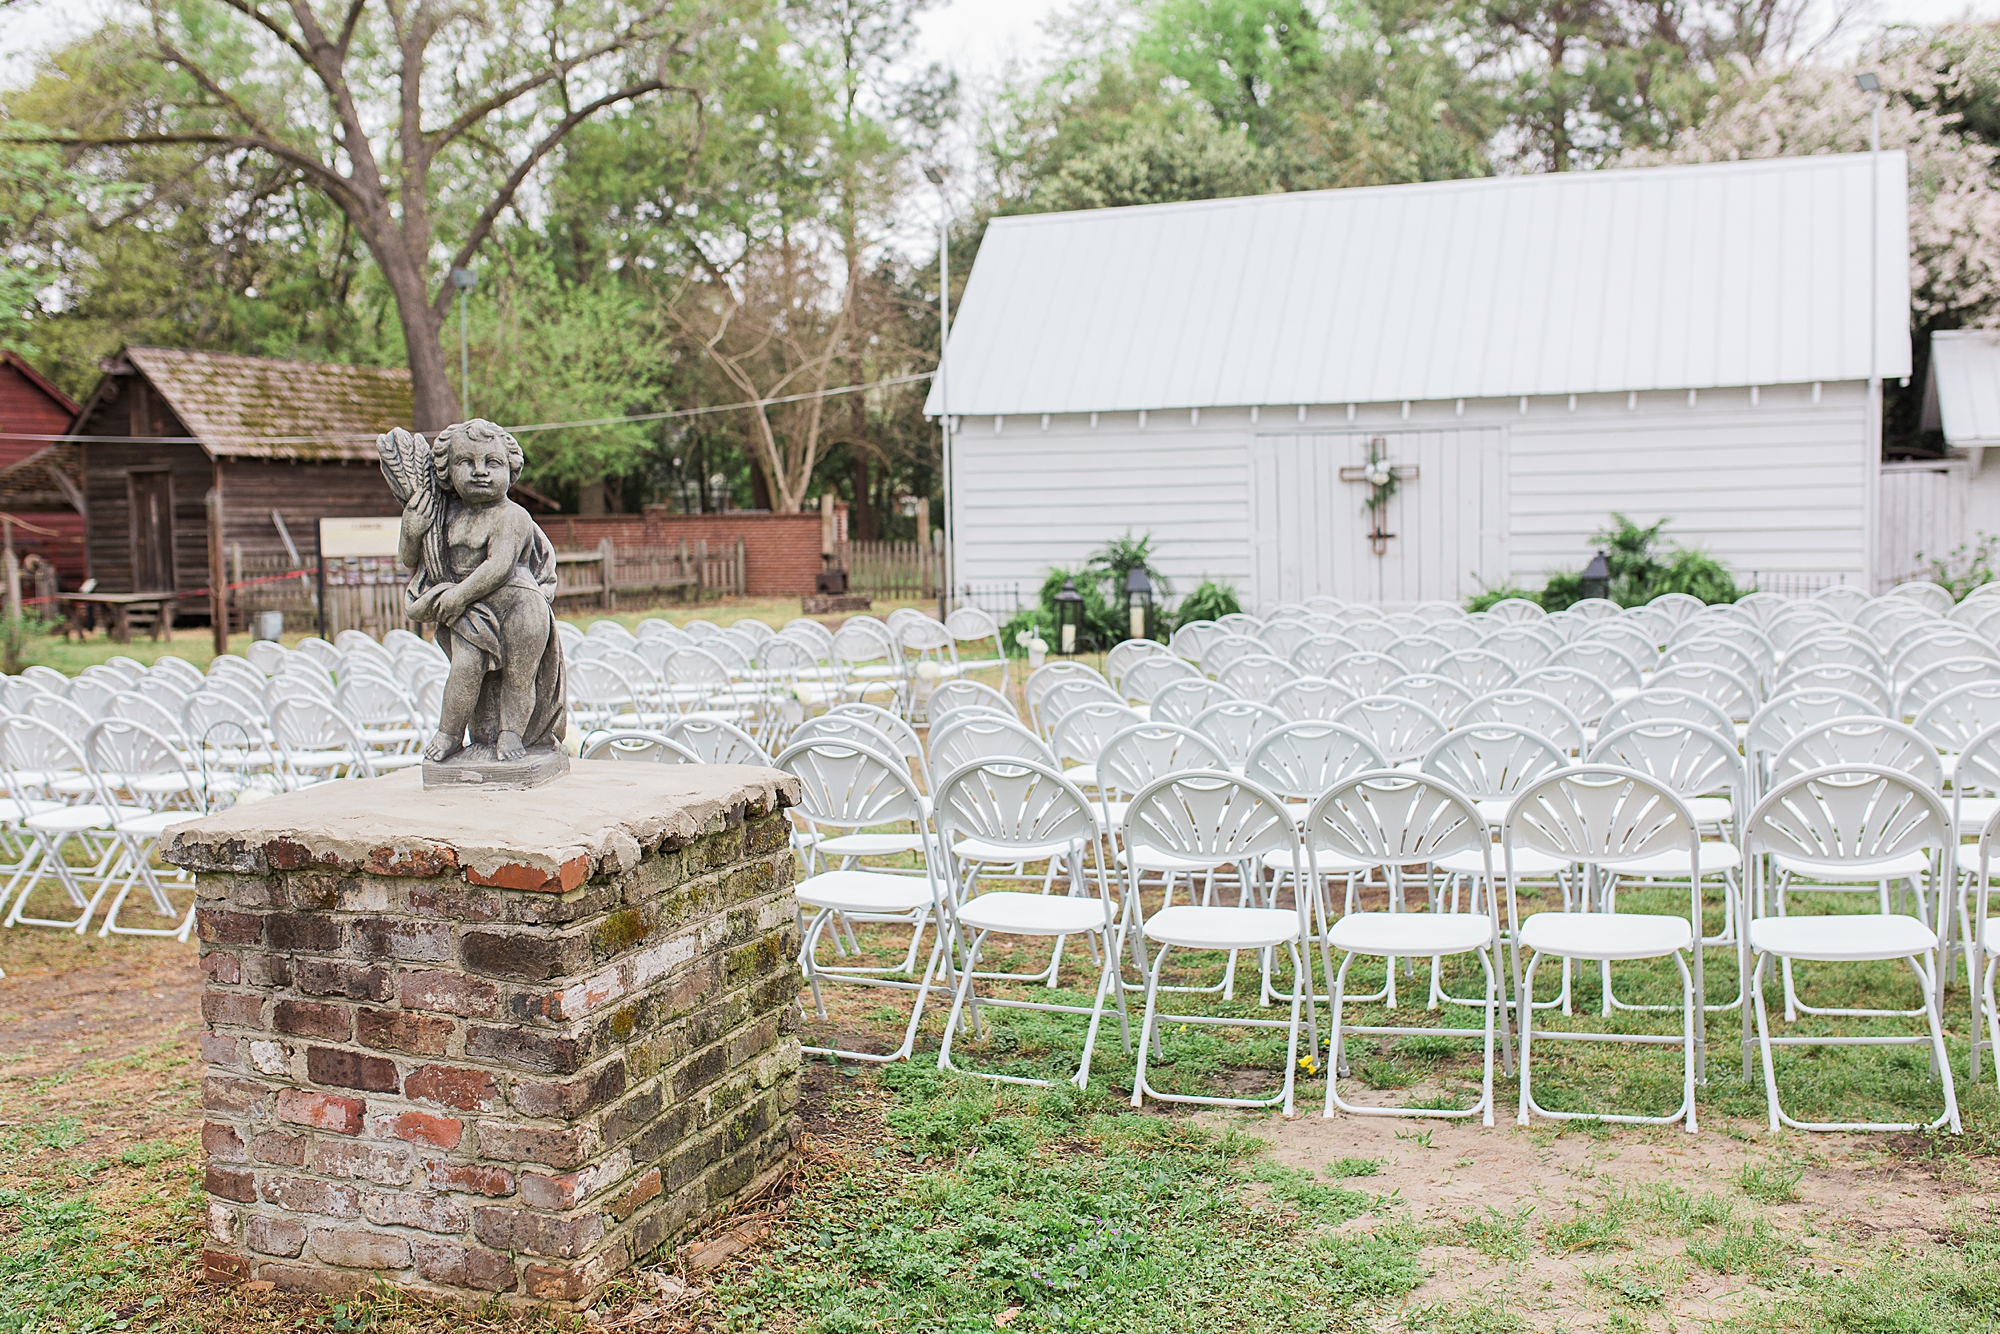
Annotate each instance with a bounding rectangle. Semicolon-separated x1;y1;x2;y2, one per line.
1467;513;1741;612
1172;579;1242;628
1735;1160;1804;1204
1002;533;1178;653
1925;532;2000;601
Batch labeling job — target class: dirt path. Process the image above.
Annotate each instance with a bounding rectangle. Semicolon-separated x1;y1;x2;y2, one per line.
1224;1110;1999;1330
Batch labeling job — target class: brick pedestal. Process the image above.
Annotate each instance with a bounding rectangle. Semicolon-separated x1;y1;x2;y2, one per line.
165;763;802;1307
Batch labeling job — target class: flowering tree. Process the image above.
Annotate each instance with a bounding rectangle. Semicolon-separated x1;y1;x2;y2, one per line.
1621;28;2000;329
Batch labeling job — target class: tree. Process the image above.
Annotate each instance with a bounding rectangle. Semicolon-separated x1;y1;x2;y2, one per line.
990;0;1492;214
1621;24;2000;448
5;0;720;429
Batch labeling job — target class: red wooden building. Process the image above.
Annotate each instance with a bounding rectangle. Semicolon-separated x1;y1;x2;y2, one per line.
0;350;87;583
0;346;409;606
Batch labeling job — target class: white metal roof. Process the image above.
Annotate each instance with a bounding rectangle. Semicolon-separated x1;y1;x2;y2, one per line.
928;152;1912;417
1924;330;2000;446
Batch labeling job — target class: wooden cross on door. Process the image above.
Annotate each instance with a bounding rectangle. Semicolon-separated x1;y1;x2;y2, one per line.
1338;437;1420;555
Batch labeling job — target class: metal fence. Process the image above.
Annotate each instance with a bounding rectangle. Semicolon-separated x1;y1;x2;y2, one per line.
1743;572;1851;599
957;583;1025;615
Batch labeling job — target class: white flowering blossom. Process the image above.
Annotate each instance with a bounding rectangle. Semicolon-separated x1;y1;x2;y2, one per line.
1622;29;2000;327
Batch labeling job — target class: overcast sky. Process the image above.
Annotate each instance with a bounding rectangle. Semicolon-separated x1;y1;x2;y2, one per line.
9;0;2000;93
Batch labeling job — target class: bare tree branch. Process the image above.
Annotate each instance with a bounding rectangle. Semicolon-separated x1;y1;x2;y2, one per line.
433;77;689;315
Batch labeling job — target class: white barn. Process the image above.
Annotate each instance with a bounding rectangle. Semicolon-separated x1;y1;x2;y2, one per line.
928;153;1912;609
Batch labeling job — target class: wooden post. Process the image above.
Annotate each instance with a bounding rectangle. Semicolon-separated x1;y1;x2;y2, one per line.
207;488;229;654
820;494;836;558
598;536;615;610
3;547;20;627
915;498;929;553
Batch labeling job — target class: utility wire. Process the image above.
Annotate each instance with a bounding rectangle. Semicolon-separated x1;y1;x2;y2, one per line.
0;369;938;447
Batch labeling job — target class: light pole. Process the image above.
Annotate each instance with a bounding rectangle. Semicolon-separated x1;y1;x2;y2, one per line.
924;165;952;623
449;267;477;421
1856;72;1882;591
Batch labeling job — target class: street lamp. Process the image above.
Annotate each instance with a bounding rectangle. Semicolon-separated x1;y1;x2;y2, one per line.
1124;566;1154;642
1857;71;1883;585
924;164;952;624
1581;550;1611;603
449;267;477;421
1054;580;1085;657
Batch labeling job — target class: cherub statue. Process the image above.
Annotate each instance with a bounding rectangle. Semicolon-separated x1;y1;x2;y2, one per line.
378;419;566;767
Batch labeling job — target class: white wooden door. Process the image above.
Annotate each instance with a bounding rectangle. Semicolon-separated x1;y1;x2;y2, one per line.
1250;429;1508;607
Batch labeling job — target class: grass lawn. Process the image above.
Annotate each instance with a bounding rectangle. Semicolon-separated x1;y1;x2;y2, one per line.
9;863;2000;1333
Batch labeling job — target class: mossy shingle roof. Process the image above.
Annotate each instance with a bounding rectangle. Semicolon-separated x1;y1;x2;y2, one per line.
125;346;412;461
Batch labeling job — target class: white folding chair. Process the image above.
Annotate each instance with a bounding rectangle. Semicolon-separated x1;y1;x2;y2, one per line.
1504;766;1705;1132
930;677;1018;722
579;730;701;763
1150;677;1236;725
1310;772;1508;1124
85;718;206;940
1119;655;1201;705
1431;649;1519;696
933;758;1130;1089
778;737;951;1064
664;715;774;767
1268;676;1356;721
1124;770;1318;1116
1325;651;1405;698
1191;700;1287;771
1743;767;1960;1134
1291;634;1363;677
930;713;1052;781
1216;654;1300;703
1334;695;1448;764
1381;673;1474;725
1460;689;1586;757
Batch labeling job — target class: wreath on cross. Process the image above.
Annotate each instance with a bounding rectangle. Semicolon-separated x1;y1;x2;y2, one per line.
1362;441;1398;516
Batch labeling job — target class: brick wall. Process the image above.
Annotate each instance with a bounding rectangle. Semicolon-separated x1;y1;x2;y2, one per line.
173;785;803;1307
539;513;823;598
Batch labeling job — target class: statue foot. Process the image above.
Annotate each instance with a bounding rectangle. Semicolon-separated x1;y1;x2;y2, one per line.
495;730;527;762
424;730;464;763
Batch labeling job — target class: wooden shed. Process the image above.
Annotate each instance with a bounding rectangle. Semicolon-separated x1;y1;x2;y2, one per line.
0;350;87;583
44;346;409;609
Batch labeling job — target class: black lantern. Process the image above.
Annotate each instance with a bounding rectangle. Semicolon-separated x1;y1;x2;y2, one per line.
1054;579;1085;657
1581;550;1611;603
1124;566;1155;642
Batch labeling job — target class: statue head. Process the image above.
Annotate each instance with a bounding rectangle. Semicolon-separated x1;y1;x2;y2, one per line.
431;419;524;506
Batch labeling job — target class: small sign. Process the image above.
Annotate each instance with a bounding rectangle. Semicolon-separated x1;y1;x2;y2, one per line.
318;516;402;559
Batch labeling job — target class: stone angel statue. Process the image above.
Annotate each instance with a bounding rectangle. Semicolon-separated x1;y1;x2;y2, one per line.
378;421;566;769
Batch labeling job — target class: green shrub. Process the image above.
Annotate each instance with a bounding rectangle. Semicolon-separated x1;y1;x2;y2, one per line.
1004;532;1185;653
1173;579;1241;628
1467;513;1741;613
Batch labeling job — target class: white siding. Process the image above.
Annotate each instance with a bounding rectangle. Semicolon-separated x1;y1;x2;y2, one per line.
1508;383;1868;583
952;417;1253;609
951;384;1870;610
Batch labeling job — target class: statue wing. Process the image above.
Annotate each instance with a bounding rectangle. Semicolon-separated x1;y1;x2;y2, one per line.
376;428;435;508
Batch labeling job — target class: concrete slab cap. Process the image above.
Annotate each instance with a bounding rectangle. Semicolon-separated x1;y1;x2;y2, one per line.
163;762;799;889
